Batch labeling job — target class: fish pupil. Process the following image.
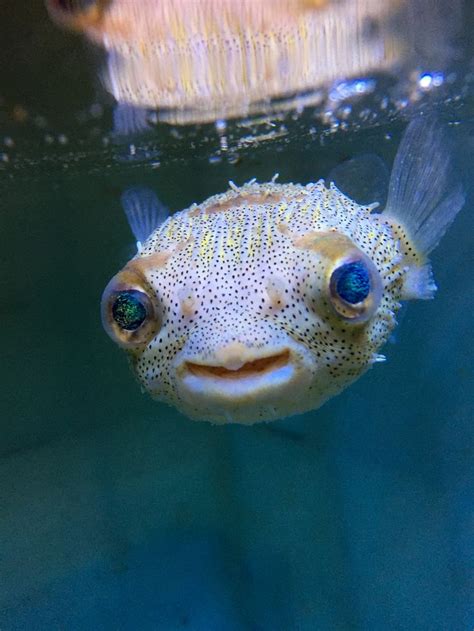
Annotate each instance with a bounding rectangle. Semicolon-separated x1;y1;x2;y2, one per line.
335;262;370;304
112;291;147;330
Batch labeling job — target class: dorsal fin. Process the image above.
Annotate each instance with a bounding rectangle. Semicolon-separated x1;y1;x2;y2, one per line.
327;153;389;208
121;187;169;248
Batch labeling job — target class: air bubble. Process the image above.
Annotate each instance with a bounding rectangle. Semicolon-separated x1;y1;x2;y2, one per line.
419;72;444;90
208;154;222;165
215;119;227;133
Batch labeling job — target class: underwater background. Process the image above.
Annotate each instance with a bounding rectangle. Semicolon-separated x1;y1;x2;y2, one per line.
0;1;473;629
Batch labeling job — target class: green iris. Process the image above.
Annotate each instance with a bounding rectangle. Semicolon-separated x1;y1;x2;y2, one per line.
112;291;147;331
335;261;370;304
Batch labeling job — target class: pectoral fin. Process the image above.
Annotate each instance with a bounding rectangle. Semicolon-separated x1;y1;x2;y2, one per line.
121;187;169;249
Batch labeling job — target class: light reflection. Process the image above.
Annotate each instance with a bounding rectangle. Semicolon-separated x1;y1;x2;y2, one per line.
45;0;462;129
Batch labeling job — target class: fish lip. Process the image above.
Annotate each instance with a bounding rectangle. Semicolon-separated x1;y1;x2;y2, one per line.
183;350;291;380
175;346;311;405
170;341;317;421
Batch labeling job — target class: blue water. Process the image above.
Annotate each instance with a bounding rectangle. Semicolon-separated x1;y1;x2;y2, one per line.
0;3;473;630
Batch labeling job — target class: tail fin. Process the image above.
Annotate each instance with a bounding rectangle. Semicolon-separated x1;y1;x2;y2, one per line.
383;117;465;256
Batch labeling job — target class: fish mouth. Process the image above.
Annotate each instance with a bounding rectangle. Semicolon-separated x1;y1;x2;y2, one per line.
185;350;290;380
177;348;302;404
172;341;317;423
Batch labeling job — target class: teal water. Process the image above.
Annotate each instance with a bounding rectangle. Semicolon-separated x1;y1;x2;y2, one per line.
1;2;473;630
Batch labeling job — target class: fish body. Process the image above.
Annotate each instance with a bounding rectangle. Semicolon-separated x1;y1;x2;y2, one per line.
101;119;465;424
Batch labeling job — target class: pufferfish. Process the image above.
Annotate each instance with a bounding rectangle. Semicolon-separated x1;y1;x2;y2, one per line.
101;118;465;424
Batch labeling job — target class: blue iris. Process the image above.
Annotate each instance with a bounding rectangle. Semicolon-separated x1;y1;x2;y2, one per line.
112;290;147;330
335;261;371;304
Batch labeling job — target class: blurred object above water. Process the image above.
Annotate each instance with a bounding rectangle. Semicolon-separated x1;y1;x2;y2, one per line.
0;0;471;174
45;0;463;127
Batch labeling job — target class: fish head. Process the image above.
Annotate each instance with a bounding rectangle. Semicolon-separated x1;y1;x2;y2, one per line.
101;189;395;424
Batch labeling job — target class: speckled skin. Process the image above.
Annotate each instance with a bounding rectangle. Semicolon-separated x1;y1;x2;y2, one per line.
102;179;414;424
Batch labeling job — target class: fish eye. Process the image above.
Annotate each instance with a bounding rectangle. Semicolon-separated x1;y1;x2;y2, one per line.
112;290;148;331
329;257;381;323
101;274;160;348
332;261;371;304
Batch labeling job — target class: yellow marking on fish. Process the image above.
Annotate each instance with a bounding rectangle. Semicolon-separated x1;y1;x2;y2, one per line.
218;231;226;261
199;228;214;261
266;219;273;248
226;227;235;249
277;202;288;223
311;205;320;223
254;214;263;252
233;225;242;262
165;220;176;240
284;206;293;223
